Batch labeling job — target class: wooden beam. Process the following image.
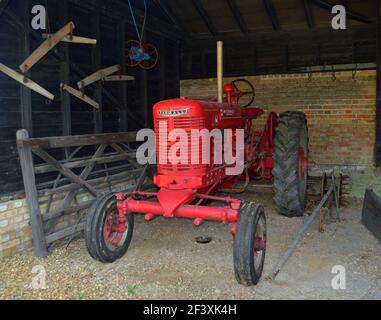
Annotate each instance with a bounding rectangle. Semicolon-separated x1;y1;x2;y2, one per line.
263;0;280;31
0;0;10;17
104;75;135;82
68;0;186;40
45;223;86;244
191;0;217;36
18;132;137;149
77;64;121;89
310;0;374;24
303;0;315;29
153;0;190;37
118;20;128;132
60;83;100;110
59;0;71;138
376;0;381;167
19;0;33;135
0;63;55;100
226;0;249;34
32;147;99;196
16;130;48;258
92;13;102;134
42;33;97;45
19;22;75;74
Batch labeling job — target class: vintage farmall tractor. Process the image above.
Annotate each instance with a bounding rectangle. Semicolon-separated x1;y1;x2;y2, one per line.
85;42;309;285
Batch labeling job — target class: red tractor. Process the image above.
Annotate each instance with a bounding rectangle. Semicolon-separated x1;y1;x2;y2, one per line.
85;79;309;286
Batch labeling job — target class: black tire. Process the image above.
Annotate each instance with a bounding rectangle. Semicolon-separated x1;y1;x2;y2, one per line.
273;112;309;217
234;202;267;286
85;193;134;263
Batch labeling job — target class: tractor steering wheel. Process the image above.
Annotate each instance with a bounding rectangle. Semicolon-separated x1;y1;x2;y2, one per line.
231;79;256;108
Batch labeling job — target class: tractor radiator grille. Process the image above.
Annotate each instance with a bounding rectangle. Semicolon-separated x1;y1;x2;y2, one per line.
154;116;209;172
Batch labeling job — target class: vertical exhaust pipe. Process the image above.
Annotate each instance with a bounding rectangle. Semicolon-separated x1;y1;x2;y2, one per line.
217;41;224;103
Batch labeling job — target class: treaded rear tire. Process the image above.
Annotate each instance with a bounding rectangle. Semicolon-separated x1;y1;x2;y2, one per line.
273;111;308;217
233;202;267;286
85;193;134;263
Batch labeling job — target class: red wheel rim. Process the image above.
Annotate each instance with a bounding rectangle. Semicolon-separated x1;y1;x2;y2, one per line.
139;43;159;70
298;148;309;181
103;208;127;249
253;215;266;272
126;40;144;68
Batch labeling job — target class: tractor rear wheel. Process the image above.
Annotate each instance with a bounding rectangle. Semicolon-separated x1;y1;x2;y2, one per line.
233;202;267;286
273;112;309;217
85;193;134;263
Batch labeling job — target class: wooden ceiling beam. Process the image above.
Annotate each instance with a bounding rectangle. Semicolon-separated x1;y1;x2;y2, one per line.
263;0;280;31
303;0;315;29
0;0;10;17
153;0;190;37
226;0;249;34
310;0;374;24
191;0;217;36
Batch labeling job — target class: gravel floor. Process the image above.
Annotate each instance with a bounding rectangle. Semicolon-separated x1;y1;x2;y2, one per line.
0;190;380;300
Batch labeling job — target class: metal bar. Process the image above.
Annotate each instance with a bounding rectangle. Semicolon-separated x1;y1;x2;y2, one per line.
270;183;335;280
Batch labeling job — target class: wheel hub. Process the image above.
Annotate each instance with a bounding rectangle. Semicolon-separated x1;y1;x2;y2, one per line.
298;148;309;181
103;210;127;248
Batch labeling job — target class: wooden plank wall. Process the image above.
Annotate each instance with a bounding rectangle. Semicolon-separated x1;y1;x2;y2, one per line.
0;0;181;196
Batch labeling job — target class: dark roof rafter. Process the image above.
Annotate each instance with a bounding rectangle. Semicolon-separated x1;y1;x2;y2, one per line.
226;0;249;34
153;0;190;37
303;0;315;29
0;0;11;17
263;0;280;31
310;0;374;24
191;0;217;36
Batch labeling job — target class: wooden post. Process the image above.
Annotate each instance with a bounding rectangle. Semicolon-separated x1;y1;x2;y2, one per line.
17;130;48;258
92;14;103;134
217;41;224;103
59;0;71;137
118;20;128;132
173;40;181;98
20;0;32;135
59;0;71;160
376;1;381;167
158;38;166;101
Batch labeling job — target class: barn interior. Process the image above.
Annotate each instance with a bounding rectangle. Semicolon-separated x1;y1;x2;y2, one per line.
0;0;380;300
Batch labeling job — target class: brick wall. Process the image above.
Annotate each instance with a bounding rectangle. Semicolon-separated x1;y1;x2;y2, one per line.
181;71;381;196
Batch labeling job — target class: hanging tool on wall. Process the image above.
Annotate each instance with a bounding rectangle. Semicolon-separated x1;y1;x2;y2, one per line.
19;22;75;74
0;63;54;100
60;83;100;110
126;0;159;70
71;64;134;109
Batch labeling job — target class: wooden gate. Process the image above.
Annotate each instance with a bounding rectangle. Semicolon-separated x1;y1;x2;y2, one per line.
16;129;146;258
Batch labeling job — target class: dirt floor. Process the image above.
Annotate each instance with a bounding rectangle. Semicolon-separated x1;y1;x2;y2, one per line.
0;189;380;300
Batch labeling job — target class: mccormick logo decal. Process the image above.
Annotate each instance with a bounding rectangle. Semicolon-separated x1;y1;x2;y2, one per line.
158;109;189;117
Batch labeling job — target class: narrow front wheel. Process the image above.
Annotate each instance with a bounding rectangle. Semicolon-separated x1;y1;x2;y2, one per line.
85;193;134;263
233;202;267;286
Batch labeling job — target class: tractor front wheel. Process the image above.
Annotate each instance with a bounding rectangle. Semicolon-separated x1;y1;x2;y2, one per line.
233;202;267;286
85;193;134;263
273;111;309;217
